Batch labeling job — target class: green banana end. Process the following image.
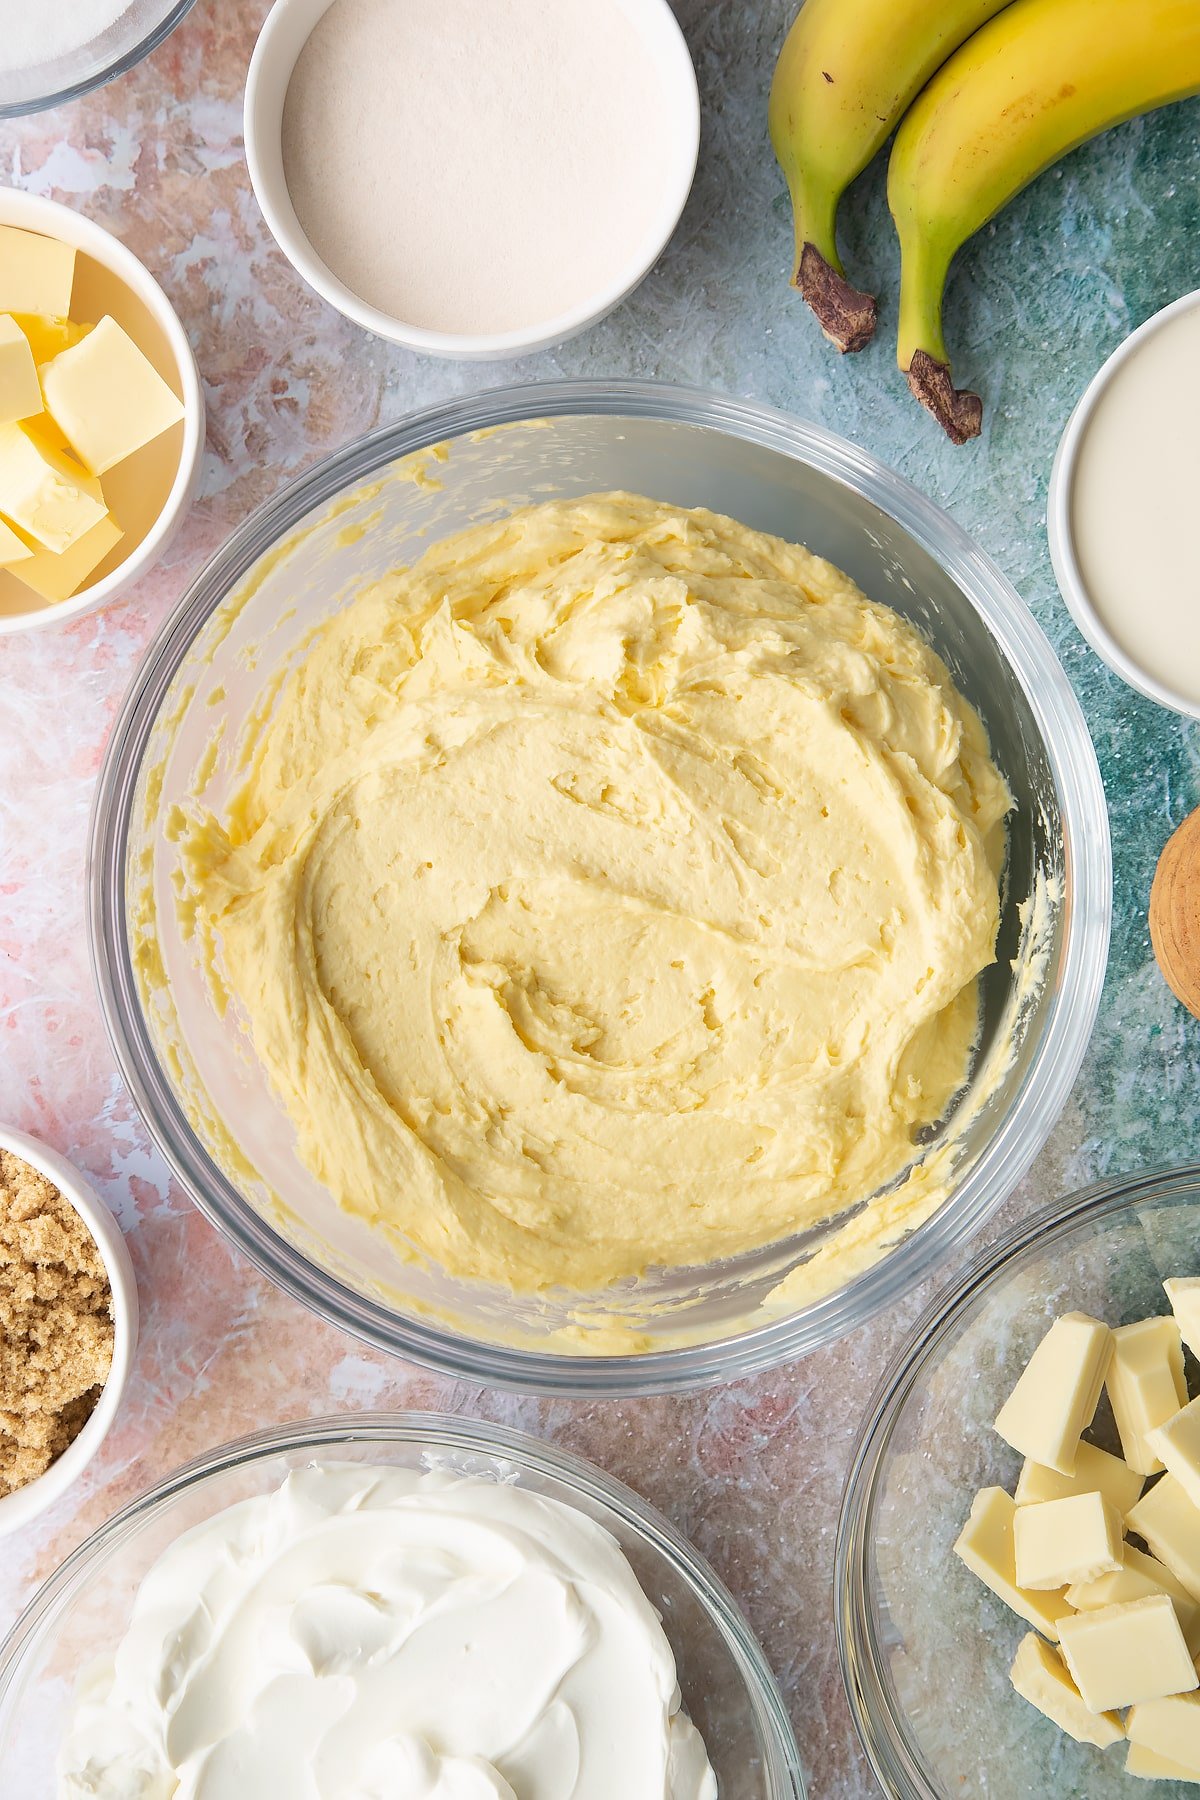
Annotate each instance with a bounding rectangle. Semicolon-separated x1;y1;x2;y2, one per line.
795;244;877;354
905;350;983;445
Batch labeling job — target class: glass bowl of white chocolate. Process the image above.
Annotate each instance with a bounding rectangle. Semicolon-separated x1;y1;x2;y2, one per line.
837;1163;1200;1797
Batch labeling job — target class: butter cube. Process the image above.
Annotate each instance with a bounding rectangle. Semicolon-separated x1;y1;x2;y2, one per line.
0;419;106;552
0;316;41;425
1147;1398;1200;1514
1014;1491;1125;1590
1128;1475;1200;1600
994;1312;1113;1475
0;226;75;317
10;314;91;367
41;316;184;477
1058;1595;1199;1712
0;517;31;564
1128;1691;1200;1773
1068;1545;1200;1657
1009;1631;1125;1747
9;512;123;604
953;1487;1073;1641
1107;1317;1188;1475
1164;1278;1200;1360
1015;1440;1145;1516
1127;1740;1200;1781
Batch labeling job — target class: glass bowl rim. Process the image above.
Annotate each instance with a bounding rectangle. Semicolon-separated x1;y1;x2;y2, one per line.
0;1408;806;1796
0;0;198;119
87;376;1112;1396
833;1158;1200;1799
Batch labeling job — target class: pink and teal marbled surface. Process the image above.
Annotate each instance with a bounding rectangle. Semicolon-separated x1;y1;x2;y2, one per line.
1;3;1199;1793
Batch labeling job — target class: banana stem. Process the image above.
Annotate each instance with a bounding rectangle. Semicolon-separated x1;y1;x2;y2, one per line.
896;226;982;444
786;171;878;354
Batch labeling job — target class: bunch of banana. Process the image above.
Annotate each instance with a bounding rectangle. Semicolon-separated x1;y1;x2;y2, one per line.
770;0;1200;443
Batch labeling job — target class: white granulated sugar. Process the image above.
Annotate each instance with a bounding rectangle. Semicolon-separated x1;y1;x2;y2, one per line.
0;0;133;73
281;0;675;337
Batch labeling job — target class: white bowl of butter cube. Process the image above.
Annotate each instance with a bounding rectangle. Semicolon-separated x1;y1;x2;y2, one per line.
0;191;204;633
838;1165;1200;1797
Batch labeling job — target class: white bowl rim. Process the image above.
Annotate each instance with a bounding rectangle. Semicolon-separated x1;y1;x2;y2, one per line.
243;0;701;360
0;1125;139;1537
0;190;206;637
1047;287;1200;721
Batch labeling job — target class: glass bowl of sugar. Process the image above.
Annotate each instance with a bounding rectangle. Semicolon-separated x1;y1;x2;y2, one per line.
0;0;197;117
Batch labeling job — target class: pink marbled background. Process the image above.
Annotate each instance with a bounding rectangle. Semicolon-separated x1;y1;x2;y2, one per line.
0;2;1140;1793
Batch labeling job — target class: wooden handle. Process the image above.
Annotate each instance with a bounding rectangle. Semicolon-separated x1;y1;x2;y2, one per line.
1150;807;1200;1019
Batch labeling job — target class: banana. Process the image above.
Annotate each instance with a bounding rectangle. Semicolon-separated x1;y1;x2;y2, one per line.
890;0;1200;443
768;0;1013;352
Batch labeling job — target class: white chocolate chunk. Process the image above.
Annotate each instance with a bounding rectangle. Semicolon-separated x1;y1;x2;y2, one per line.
1015;1441;1144;1516
1128;1691;1200;1773
1014;1491;1124;1590
994;1312;1113;1475
1068;1545;1200;1657
1148;1398;1200;1514
1164;1279;1200;1361
1126;1740;1200;1781
1009;1631;1124;1748
1058;1595;1198;1713
1128;1475;1200;1602
1108;1317;1188;1475
953;1487;1073;1641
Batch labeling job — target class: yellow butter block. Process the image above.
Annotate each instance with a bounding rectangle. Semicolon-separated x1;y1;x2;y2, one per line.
1016;1440;1145;1516
1164;1278;1200;1361
1148;1398;1200;1514
1068;1545;1200;1657
1128;1474;1200;1601
9;512;123;604
1058;1595;1199;1713
1128;1690;1200;1772
1108;1317;1188;1475
1014;1490;1125;1590
1010;1631;1125;1748
1126;1740;1200;1781
994;1312;1114;1475
0;227;76;317
0;316;42;425
0;418;106;552
10;312;91;368
953;1487;1073;1641
0;516;31;564
41;315;184;477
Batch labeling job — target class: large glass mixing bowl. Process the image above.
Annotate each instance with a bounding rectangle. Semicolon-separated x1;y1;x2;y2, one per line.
88;381;1111;1392
0;1413;806;1796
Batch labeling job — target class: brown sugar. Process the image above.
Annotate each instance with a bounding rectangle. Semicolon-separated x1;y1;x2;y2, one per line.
0;1148;114;1497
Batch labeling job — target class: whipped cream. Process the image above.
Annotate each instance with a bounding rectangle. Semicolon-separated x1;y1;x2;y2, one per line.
57;1464;717;1799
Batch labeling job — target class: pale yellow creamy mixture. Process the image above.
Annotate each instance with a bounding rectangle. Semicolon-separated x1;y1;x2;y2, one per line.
180;494;1009;1295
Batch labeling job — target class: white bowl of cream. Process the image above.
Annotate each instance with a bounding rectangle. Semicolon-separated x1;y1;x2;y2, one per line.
244;0;700;361
1048;289;1200;719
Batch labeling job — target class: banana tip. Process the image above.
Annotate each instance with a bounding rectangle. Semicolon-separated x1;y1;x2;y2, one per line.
905;350;983;445
795;245;877;354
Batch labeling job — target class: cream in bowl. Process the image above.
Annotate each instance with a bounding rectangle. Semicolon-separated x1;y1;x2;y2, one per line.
0;192;204;634
1048;290;1200;719
246;0;700;359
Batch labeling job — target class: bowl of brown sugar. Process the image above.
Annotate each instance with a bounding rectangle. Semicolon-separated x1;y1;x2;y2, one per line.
0;1127;138;1535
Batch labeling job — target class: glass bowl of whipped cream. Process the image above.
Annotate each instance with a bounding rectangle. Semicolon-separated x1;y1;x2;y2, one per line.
89;380;1110;1392
836;1165;1200;1799
0;1412;805;1796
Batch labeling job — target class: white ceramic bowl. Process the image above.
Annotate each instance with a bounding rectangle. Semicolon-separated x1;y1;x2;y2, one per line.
244;0;700;360
0;191;205;636
0;1127;138;1538
1047;289;1200;720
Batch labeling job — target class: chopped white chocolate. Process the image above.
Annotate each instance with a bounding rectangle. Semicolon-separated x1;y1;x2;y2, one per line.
1013;1491;1124;1590
1128;1475;1200;1601
1164;1279;1200;1362
1148;1397;1200;1513
953;1487;1073;1641
1015;1441;1144;1516
1058;1595;1199;1712
1126;1740;1200;1781
1108;1317;1188;1475
1009;1631;1124;1748
1127;1691;1200;1772
994;1312;1113;1475
1068;1545;1200;1657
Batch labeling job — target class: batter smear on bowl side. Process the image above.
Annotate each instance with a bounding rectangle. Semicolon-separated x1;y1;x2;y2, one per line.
178;493;1009;1295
